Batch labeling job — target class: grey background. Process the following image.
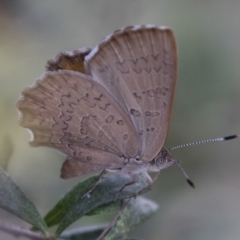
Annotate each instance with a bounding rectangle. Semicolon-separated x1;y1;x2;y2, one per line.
1;1;240;239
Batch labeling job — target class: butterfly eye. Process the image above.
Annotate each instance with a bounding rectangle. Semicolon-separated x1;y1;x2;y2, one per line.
156;156;166;167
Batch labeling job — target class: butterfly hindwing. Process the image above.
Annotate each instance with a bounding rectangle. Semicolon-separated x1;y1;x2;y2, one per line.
17;70;139;170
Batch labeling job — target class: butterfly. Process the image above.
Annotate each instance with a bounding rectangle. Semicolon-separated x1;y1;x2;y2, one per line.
16;25;178;186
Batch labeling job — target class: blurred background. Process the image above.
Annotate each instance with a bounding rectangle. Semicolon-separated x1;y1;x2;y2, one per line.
1;0;240;239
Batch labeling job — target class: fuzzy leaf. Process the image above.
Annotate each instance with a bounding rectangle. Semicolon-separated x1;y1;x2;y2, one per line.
104;196;159;240
55;171;151;237
59;196;158;240
60;224;106;240
0;167;49;236
43;175;99;228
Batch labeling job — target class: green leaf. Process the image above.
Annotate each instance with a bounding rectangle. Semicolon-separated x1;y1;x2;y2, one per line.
86;201;121;216
60;224;107;240
104;196;159;240
55;171;151;237
0;167;49;236
59;196;158;240
43;175;99;228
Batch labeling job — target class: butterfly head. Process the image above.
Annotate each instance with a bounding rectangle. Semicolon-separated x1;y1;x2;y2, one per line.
152;148;176;171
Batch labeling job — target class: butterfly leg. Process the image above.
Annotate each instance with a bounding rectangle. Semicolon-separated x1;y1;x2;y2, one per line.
114;179;136;201
134;172;159;197
81;169;107;199
114;170;158;200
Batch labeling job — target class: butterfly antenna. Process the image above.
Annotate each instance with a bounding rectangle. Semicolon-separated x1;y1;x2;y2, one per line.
169;134;239;188
174;160;195;188
168;134;239;151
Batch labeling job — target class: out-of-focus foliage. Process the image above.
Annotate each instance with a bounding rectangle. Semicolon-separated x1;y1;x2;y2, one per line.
0;166;158;239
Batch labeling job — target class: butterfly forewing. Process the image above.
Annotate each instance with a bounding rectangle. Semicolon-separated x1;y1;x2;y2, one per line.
86;25;178;161
17;70;139;168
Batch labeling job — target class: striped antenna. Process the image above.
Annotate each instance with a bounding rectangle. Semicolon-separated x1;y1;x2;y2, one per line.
169;134;238;151
169;134;238;188
174;160;195;188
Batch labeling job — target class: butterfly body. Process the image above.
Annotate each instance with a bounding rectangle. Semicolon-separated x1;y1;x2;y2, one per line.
17;25;178;180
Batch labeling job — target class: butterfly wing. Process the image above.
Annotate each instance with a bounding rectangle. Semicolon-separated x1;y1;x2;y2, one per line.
16;70;139;170
61;158;110;179
46;47;92;73
85;25;178;161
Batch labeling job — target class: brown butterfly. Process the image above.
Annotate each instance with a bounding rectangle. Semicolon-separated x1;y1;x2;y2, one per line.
16;25;178;185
